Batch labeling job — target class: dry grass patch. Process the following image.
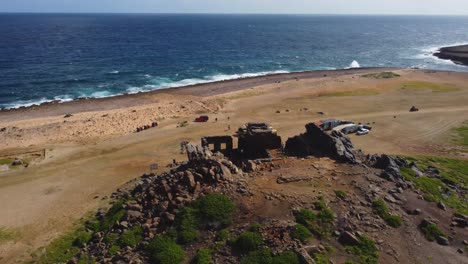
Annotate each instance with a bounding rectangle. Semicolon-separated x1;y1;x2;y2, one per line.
319;89;380;97
399;81;460;93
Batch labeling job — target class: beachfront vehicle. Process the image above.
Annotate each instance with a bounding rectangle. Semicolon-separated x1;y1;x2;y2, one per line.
356;128;370;135
195;115;209;122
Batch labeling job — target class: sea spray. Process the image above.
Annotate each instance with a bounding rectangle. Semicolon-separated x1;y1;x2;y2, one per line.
349;60;361;68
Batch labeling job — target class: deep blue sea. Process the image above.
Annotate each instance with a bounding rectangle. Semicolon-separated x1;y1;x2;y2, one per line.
1;14;468;109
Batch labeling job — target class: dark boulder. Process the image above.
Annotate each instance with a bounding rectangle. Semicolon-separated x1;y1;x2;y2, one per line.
284;123;357;163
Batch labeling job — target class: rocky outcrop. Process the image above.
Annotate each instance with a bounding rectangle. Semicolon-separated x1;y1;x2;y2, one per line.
434;44;468;66
284;123;357;163
79;144;244;263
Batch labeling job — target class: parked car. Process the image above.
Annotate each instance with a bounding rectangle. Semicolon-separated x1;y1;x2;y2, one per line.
356;128;369;135
195;115;209;122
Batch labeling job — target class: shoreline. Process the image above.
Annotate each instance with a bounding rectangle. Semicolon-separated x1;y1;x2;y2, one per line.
434;44;468;66
0;67;396;122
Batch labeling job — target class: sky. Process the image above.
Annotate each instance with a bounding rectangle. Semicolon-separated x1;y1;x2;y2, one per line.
2;0;468;15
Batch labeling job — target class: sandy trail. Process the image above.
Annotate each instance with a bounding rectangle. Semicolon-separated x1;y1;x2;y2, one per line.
0;68;467;263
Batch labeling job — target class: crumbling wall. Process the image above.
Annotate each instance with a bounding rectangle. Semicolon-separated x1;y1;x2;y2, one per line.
201;136;233;153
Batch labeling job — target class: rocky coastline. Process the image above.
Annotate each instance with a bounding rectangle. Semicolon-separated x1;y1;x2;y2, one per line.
434;44;468;66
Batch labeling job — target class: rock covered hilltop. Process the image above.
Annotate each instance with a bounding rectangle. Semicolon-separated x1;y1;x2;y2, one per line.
35;123;467;264
434;44;468;66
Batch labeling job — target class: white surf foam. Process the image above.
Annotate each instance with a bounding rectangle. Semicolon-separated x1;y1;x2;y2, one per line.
413;41;468;67
349;60;361;68
125;70;290;94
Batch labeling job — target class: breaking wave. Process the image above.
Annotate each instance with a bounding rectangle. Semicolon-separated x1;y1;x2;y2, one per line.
125;70;290;94
349;60;361;68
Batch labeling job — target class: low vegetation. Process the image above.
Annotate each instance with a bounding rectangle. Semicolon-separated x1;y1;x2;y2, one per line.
371;199;402;228
334;190;347;199
146;235;185;264
345;235;379;264
321;89;380;97
361;72;400;79
35;227;92;264
241;248;300;264
235;232;264;253
175;193;235;244
400;156;468;214
87;199;126;232
0;227;18;243
118;226;143;247
420;223;446;242
294;199;335;239
193;248;212;264
400;81;460;93
451;121;468;148
291;224;312;242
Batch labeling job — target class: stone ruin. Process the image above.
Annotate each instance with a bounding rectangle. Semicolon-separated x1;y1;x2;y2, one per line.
201;136;233;154
284;122;358;163
235;122;282;158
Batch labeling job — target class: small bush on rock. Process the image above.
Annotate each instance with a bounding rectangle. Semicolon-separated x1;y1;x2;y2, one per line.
193;248;212;264
295;209;317;226
420;223;446;241
176;207;199;244
146;235;185;264
235;232;263;253
195;194;235;227
241;248;300;264
372;199;402;228
345;235;379;264
334;190;347;199
118;226;143;247
291;224;312;242
72;231;92;247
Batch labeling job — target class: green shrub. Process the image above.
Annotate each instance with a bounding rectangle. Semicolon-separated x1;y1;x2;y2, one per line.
384;215;402;228
312;253;330;264
235;232;263;253
345;235;379;264
273;251;300;264
317;208;335;224
194;248;212;264
77;255;96;264
72;231;92;247
104;233;118;245
109;245;120;256
291;224;312;243
146;236;185;264
176;207;199;244
241;248;273;264
241;249;300;264
371;199;388;217
195;194;235;227
248;223;261;233
217;229;229;241
420;223;446;241
313;198;327;210
372;199;402;228
88;199;126;232
334;190;347;199
118;226;143;247
295;209;317;226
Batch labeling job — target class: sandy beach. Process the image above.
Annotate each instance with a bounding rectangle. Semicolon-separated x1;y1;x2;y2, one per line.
1;67;468;263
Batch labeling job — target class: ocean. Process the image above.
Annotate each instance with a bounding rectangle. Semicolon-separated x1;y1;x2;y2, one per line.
1;14;468;109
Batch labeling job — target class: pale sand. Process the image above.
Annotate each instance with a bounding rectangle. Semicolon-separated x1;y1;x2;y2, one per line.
1;68;467;262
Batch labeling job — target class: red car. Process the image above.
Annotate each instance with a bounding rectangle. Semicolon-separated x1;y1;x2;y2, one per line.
195;115;209;122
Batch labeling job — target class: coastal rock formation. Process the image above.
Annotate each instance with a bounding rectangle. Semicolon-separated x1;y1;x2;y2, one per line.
434;44;468;66
284;123;357;163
